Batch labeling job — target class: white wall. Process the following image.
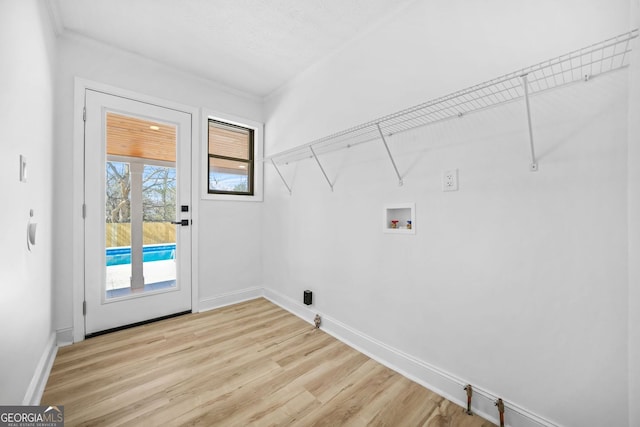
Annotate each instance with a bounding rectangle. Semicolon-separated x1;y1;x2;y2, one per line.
53;33;264;338
628;1;640;425
0;0;56;404
263;1;632;426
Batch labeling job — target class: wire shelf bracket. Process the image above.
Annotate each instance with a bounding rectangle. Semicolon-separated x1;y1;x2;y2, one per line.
521;73;538;172
264;29;638;192
376;123;404;186
310;146;334;192
270;158;292;195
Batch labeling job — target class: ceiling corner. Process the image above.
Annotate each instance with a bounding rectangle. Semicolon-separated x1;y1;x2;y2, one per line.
44;0;64;36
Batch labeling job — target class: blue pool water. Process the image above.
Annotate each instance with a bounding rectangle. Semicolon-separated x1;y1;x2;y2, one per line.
106;244;176;266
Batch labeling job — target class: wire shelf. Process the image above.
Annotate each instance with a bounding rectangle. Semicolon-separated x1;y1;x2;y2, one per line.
265;29;637;167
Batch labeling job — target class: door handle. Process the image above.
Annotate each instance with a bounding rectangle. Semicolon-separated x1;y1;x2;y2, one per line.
171;219;190;226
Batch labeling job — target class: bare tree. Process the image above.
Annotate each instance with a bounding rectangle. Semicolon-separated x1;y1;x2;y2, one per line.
106;162;176;223
106;162;130;223
142;166;176;222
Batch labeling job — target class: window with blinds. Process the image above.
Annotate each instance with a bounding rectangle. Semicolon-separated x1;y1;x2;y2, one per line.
208;119;254;195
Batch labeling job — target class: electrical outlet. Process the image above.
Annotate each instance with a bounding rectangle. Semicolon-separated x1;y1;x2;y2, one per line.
442;169;458;192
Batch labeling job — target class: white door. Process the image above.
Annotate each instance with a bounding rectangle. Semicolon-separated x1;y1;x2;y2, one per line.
84;89;192;335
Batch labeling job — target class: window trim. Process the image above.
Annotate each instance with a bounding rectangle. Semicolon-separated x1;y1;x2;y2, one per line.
201;109;263;202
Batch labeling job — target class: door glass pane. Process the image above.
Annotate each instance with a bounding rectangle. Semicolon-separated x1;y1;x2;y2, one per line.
105;112;177;299
142;164;177;290
105;161;132;297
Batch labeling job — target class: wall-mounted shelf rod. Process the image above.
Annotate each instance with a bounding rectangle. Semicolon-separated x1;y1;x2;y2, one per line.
264;29;637;192
310;146;334;191
376;123;403;186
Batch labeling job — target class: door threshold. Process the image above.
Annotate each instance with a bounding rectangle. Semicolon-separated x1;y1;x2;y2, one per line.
85;310;192;339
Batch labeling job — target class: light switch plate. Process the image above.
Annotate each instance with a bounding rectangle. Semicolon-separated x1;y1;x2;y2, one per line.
20;155;27;183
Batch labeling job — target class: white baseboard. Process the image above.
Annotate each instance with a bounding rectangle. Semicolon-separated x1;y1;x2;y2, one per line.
263;287;559;427
56;328;73;347
198;286;264;313
23;332;57;405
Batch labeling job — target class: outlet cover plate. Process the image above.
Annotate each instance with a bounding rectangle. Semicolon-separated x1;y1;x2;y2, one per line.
442;169;458;192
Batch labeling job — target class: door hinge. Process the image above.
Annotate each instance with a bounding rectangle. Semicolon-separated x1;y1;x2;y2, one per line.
83;300;86;316
83;107;86;122
82;204;86;219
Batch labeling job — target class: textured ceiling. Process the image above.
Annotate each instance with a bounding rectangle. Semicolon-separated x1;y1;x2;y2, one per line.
52;0;414;97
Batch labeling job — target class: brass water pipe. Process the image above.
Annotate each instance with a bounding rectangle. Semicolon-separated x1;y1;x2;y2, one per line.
495;398;505;427
463;384;473;415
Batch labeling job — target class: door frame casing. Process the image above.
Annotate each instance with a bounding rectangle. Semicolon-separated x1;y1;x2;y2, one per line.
72;78;200;343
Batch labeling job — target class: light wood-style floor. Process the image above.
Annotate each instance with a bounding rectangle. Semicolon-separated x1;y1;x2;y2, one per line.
43;298;495;426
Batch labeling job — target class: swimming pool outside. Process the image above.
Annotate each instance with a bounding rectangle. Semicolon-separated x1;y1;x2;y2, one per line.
105;244;177;293
106;243;176;266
